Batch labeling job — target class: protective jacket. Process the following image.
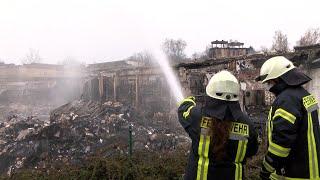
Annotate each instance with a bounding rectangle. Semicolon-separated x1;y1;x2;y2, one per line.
262;80;320;179
178;97;258;180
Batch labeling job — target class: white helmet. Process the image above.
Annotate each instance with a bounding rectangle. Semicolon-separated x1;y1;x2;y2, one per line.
256;56;295;83
206;70;240;101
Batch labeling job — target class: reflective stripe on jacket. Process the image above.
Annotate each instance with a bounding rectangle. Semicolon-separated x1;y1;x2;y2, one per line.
178;98;258;180
263;87;320;179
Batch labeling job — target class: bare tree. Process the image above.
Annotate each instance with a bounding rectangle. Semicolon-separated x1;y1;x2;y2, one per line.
21;48;42;64
297;28;320;46
271;31;289;53
60;56;83;65
162;38;187;63
191;51;209;61
260;46;270;53
204;45;212;58
191;52;202;60
128;51;154;66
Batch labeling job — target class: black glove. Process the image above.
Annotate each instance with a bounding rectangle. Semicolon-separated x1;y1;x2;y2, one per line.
178;96;196;121
178;96;196;107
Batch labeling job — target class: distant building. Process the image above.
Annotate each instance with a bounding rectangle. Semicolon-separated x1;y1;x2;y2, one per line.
208;40;254;59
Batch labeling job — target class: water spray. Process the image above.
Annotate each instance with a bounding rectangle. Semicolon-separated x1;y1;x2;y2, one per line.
153;50;184;103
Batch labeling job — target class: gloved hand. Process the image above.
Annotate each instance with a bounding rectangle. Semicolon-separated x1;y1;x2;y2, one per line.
260;167;271;180
178;96;196;107
178;96;196;121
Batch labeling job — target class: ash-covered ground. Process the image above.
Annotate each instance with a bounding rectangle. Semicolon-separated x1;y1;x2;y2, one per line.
0;100;190;176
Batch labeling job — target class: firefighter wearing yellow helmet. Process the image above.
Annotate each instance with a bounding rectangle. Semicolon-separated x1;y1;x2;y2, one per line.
178;70;258;180
256;56;320;179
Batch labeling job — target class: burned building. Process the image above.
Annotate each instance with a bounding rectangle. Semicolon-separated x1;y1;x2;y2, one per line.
84;60;173;113
177;44;320;111
294;44;320;101
0;63;85;121
208;40;254;59
81;44;320;118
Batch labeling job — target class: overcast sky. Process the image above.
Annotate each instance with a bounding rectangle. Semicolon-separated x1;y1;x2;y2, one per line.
0;0;319;64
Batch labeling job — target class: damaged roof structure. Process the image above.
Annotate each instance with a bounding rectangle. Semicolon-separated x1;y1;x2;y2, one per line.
84;60;173;113
209;40;254;59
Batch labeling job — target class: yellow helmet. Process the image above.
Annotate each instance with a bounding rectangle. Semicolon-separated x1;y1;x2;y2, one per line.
256;56;295;83
206;70;240;101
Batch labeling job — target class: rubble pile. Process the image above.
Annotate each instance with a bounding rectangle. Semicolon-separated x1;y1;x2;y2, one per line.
0;103;53;122
0;100;190;175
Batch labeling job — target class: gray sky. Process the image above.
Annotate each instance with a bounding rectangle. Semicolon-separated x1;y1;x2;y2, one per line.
0;0;319;64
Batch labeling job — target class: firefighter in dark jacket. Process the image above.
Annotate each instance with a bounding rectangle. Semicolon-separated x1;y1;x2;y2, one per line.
178;70;258;180
256;56;320;179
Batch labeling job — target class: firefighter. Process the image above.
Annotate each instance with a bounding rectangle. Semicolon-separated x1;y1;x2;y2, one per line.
256;56;320;179
178;70;258;180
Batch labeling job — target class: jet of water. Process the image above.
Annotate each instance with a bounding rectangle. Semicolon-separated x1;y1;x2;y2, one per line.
153;50;184;103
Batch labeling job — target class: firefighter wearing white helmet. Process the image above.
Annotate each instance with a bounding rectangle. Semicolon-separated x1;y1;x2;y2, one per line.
177;70;258;180
257;56;320;179
256;56;295;83
206;70;240;101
